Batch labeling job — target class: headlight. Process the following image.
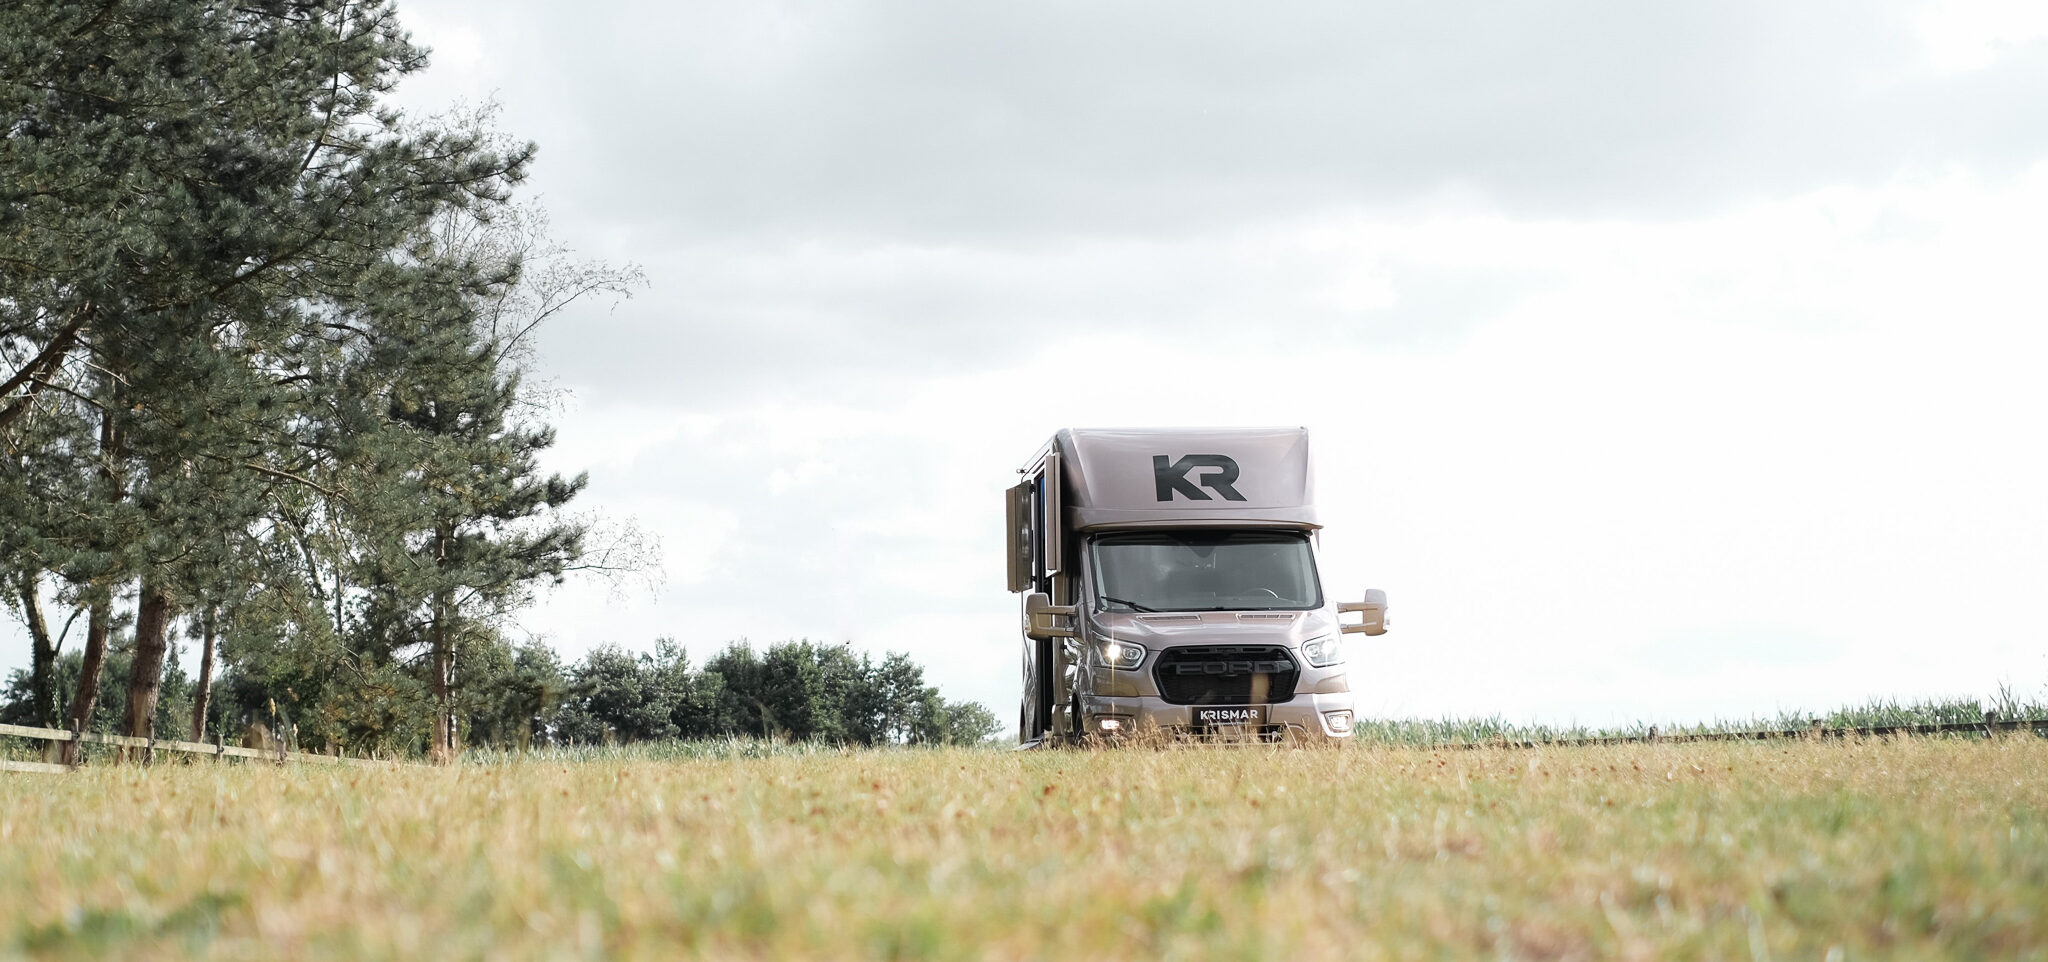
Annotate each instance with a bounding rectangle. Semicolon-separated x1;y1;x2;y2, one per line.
1300;633;1344;668
1098;640;1146;670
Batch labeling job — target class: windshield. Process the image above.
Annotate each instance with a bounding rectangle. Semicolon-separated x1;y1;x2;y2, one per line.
1090;530;1322;612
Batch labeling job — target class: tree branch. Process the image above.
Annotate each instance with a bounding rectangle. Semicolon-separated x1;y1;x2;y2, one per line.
0;304;92;433
196;452;351;505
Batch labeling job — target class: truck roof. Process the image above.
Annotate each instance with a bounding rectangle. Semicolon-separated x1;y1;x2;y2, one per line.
1047;427;1316;529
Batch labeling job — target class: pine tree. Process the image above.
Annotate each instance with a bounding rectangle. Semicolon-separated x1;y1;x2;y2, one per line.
346;299;585;758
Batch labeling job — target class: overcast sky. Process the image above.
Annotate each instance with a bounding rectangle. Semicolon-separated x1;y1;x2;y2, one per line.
12;0;2048;731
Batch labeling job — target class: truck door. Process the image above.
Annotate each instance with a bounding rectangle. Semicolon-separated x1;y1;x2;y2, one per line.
1008;453;1065;741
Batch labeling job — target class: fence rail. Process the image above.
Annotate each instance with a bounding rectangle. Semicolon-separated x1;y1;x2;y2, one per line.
1430;717;2047;750
1;759;75;775
0;722;395;771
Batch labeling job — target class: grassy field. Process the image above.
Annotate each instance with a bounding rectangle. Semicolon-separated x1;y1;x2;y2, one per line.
3;736;2044;960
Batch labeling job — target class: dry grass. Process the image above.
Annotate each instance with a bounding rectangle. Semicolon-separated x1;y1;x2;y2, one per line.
2;736;2044;960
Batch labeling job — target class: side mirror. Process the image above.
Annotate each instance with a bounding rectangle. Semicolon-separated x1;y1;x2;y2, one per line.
1023;591;1077;640
1338;588;1389;636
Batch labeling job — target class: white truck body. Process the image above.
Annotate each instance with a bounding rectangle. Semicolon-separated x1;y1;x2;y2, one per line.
1007;427;1387;744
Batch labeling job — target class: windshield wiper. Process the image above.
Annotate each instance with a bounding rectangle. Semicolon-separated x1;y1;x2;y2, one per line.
1099;595;1160;613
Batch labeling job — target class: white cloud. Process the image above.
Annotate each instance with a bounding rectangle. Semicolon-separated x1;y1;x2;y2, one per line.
400;8;487;74
1916;0;2048;72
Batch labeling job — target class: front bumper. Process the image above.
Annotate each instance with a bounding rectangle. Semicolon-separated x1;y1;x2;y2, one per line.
1079;691;1357;740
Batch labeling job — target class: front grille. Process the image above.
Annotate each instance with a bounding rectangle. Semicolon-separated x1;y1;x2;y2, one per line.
1152;645;1299;706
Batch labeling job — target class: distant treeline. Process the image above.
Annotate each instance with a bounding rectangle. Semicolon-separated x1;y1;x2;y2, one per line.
1347;691;2048;748
1;636;999;753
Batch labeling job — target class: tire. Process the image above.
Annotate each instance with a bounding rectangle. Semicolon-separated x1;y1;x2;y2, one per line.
1035;637;1057;738
1068;690;1086;747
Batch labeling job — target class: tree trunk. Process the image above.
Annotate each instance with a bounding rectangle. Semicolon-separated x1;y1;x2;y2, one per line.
122;580;176;758
430;519;456;763
63;406;123;765
431;589;454;763
16;574;58;729
189;607;217;742
334;565;344;643
63;597;112;766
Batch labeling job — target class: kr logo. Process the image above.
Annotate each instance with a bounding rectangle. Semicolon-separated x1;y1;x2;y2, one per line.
1153;454;1246;502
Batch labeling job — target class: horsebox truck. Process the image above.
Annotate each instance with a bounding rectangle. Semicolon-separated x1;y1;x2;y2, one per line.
1006;427;1388;745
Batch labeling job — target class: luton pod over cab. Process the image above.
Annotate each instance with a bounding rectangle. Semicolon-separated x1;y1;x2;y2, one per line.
1007;427;1389;746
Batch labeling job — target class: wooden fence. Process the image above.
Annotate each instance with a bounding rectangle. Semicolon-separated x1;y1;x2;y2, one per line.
0;722;396;773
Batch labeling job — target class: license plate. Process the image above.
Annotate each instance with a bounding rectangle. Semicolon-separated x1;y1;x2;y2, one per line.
1192;705;1268;729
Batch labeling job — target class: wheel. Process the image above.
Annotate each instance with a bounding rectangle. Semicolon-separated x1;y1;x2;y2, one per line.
1020;639;1038;743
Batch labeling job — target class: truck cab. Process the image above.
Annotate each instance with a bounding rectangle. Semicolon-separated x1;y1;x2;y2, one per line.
1008;428;1388;744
